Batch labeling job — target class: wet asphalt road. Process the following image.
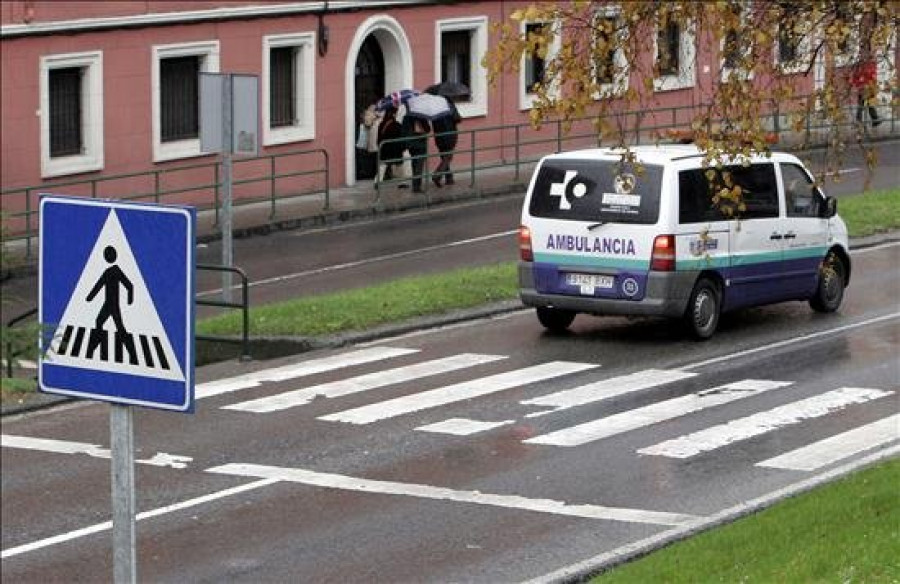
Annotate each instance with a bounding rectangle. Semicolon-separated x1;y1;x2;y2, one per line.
2;242;898;582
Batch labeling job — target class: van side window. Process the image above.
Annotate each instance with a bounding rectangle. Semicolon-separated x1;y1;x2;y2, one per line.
679;169;729;223
782;163;822;217
679;164;778;222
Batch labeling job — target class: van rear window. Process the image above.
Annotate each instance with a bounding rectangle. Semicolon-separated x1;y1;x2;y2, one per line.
529;159;663;224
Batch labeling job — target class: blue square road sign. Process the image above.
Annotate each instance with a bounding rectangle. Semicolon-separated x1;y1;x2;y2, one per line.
38;195;196;412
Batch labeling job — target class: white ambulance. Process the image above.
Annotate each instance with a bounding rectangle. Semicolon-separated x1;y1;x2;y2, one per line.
518;145;850;339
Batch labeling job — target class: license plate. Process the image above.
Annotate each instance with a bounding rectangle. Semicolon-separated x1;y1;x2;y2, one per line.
566;273;614;294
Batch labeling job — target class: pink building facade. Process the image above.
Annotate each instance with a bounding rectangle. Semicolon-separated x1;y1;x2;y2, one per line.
2;1;896;198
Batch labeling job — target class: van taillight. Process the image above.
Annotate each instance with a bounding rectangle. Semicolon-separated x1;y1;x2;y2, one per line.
650;235;676;271
519;225;534;261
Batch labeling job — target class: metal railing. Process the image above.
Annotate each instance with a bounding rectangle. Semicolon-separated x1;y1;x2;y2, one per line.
1;148;329;258
195;264;251;362
3;307;37;378
1;264;252;378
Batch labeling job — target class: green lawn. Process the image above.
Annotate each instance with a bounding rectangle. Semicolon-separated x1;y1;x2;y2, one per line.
592;459;900;583
837;188;900;237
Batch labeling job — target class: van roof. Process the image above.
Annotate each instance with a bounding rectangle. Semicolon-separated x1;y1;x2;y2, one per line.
542;145;798;166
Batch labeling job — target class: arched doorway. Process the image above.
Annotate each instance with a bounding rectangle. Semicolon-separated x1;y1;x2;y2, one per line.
354;35;384;181
345;16;413;186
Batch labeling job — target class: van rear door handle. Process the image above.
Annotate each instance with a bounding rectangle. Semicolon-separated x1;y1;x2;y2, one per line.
783;232;797;240
769;233;783;240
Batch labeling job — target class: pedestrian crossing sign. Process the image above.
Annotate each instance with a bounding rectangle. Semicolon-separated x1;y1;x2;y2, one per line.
39;195;196;412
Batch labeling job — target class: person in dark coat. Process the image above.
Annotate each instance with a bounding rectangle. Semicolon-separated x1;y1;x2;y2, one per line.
431;98;461;187
377;107;404;181
401;113;430;193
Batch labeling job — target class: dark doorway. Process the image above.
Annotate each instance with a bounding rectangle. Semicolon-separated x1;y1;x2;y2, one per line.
355;35;385;180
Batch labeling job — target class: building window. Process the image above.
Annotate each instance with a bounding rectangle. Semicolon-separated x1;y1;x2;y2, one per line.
519;20;560;110
654;16;696;91
441;30;472;97
160;56;199;142
49;67;83;157
40;51;104;178
720;2;751;81
435;17;488;118
263;32;315;145
270;47;296;127
592;9;628;97
152;41;219;162
658;20;680;77
524;23;546;93
595;16;618;85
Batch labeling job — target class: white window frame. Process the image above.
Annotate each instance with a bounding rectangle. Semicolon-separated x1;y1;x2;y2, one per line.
262;32;316;146
519;20;561;110
435;16;488;118
592;8;629;100
152;40;219;162
39;51;104;178
654;19;696;92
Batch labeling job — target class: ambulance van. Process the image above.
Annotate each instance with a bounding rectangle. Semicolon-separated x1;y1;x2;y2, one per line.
517;145;850;339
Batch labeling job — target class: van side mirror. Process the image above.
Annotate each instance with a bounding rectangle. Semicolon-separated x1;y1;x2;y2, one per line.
821;196;838;218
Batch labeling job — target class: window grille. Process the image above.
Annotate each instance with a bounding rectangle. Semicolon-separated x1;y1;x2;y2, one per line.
270;46;296;128
49;67;82;157
160;55;200;142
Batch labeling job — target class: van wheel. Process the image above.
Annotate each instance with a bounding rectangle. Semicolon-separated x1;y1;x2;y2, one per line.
810;252;846;313
536;307;575;332
684;278;720;340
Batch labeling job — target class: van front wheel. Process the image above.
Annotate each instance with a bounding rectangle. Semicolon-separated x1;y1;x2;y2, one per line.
684;278;721;340
809;252;846;313
536;307;576;333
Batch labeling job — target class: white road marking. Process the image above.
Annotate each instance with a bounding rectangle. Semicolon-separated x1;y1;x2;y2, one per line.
756;413;900;471
416;418;515;435
639;387;893;459
0;478;279;559
525;380;792;447
522;369;696;417
681;312;900;371
223;353;506;413
1;434;192;469
206;463;700;526
318;361;598;425
1;359;36;370
852;240;900;254
195;346;418;399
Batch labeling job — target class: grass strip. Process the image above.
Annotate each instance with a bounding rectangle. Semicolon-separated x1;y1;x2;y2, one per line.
592;458;900;583
198;262;518;337
838;188;900;237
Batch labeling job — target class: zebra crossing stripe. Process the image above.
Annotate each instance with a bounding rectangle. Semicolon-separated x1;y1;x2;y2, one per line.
522;369;697;416
524;379;793;447
206;463;701;526
638;387;893;459
755;414;900;471
52;325;170;369
319;361;598;425
223;353;507;413
195;347;418;399
417;418;515;435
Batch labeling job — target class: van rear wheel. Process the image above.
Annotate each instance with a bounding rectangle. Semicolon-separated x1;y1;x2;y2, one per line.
536;307;575;333
684;278;721;340
810;252;846;313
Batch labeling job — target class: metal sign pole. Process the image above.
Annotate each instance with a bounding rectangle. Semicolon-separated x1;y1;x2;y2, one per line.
221;74;234;304
110;404;136;584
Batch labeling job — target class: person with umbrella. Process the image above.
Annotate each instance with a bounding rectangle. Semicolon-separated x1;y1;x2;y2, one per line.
430;97;461;187
377;106;404;183
401;107;431;193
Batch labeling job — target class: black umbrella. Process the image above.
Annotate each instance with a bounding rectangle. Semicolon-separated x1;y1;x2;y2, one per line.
423;80;471;100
